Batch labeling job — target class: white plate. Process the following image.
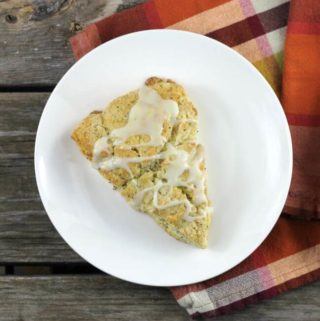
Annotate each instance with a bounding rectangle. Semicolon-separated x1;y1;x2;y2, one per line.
35;30;292;286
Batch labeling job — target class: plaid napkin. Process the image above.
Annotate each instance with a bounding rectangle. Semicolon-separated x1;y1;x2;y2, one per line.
282;0;320;219
70;0;320;318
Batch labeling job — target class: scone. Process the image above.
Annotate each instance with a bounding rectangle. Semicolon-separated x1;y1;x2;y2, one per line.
72;77;212;248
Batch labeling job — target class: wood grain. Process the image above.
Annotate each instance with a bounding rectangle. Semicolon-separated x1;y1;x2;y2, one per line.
0;275;319;321
0;1;319;320
0;0;145;87
0;275;189;321
0;92;82;262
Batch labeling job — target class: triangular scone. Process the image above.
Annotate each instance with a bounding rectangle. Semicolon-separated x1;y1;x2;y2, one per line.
72;77;212;248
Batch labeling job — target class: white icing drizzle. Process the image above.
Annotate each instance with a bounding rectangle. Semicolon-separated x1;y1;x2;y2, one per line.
98;153;162;175
152;184;191;216
185;145;207;204
163;144;189;185
127;143;208;221
92;136;110;168
131;184;156;209
97;143;207;208
131;181;195;222
192;206;213;221
92;85;211;221
161;144;207;205
112;85;179;147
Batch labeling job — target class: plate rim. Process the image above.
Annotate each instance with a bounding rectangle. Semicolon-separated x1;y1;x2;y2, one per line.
34;29;293;286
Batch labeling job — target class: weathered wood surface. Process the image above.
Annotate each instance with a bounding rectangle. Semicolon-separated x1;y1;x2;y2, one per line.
0;275;318;321
0;92;82;262
0;0;145;87
0;275;189;321
1;0;320;320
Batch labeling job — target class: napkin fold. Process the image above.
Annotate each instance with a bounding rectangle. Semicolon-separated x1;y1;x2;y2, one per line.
70;0;320;318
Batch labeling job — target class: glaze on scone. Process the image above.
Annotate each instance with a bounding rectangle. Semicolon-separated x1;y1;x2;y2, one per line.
72;77;212;248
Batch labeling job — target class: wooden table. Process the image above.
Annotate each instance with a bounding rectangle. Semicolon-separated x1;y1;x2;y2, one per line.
0;1;319;320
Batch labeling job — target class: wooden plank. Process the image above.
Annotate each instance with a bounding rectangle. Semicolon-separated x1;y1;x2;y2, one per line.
0;275;189;321
0;92;82;262
0;0;145;87
0;275;319;321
